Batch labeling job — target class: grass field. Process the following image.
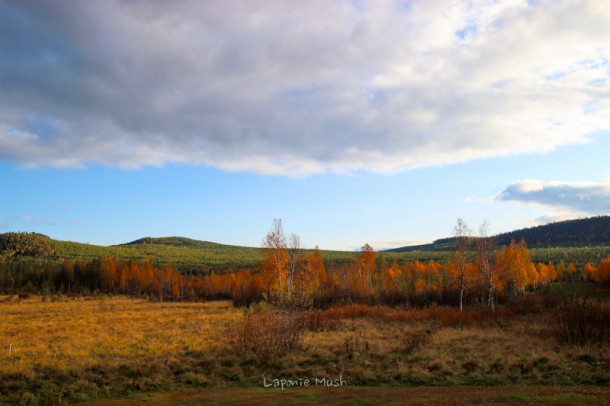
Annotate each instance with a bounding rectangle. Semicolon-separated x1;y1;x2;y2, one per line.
1;286;608;405
0;297;238;404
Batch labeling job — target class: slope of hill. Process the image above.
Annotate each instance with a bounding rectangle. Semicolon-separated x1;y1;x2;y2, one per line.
0;232;265;272
389;216;610;253
122;236;228;249
494;216;610;247
0;233;357;273
117;236;266;271
0;232;56;259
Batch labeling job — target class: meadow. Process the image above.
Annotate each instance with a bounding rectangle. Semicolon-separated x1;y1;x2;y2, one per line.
0;285;608;405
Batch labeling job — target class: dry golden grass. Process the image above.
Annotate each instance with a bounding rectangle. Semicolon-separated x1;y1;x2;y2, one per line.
0;295;608;404
1;296;237;370
298;313;610;386
0;295;240;403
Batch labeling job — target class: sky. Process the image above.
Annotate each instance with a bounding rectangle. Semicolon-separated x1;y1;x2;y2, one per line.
1;0;609;251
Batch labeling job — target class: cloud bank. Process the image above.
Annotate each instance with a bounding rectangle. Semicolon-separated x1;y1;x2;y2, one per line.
1;0;609;175
496;179;610;222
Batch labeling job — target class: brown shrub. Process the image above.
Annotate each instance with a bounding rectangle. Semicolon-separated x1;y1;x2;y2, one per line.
549;297;610;346
231;305;305;358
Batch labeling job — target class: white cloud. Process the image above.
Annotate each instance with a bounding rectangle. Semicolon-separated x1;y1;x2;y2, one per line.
1;0;609;175
496;179;610;220
344;239;430;251
72;220;88;228
17;215;55;226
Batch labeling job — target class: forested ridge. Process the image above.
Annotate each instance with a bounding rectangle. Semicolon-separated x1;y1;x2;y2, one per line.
390;216;610;252
3;216;610;275
495;216;610;246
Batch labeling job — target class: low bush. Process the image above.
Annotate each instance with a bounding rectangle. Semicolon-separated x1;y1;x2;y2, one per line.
549;297;610;346
231;304;305;358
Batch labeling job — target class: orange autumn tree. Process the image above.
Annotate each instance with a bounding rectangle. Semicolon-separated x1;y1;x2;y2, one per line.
303;246;327;297
536;262;557;286
354;243;376;299
383;266;399;302
261;218;289;296
591;257;610;284
231;269;264;306
361;243;376;289
497;240;535;301
583;262;597;282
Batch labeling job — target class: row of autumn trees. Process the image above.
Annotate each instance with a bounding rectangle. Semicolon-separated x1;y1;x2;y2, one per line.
243;219;609;310
1;219;609;307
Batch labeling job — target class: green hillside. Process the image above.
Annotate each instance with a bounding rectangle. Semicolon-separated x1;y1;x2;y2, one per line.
495;216;610;247
0;233;358;273
0;232;263;273
116;236;266;272
123;236;233;249
3;215;610;275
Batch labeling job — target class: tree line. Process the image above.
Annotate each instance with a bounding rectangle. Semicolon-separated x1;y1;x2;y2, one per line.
1;219;608;307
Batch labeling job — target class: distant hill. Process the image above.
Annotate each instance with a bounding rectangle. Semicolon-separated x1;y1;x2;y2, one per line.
4;216;610;272
0;232;265;272
388;216;610;252
0;233;354;273
494;216;610;247
0;232;56;259
121;236;245;250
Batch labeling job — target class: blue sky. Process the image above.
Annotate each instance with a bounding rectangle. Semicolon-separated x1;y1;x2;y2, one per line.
1;0;609;250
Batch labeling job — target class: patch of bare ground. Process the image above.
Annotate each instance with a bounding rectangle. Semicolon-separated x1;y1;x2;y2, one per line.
77;386;610;406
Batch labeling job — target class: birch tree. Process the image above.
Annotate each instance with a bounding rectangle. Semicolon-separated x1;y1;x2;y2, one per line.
476;220;497;311
450;218;472;312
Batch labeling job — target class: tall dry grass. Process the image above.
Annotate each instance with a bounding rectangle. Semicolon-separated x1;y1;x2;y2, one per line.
1;294;608;404
0;295;239;403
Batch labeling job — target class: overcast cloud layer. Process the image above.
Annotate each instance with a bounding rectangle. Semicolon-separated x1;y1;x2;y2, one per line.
1;0;609;175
